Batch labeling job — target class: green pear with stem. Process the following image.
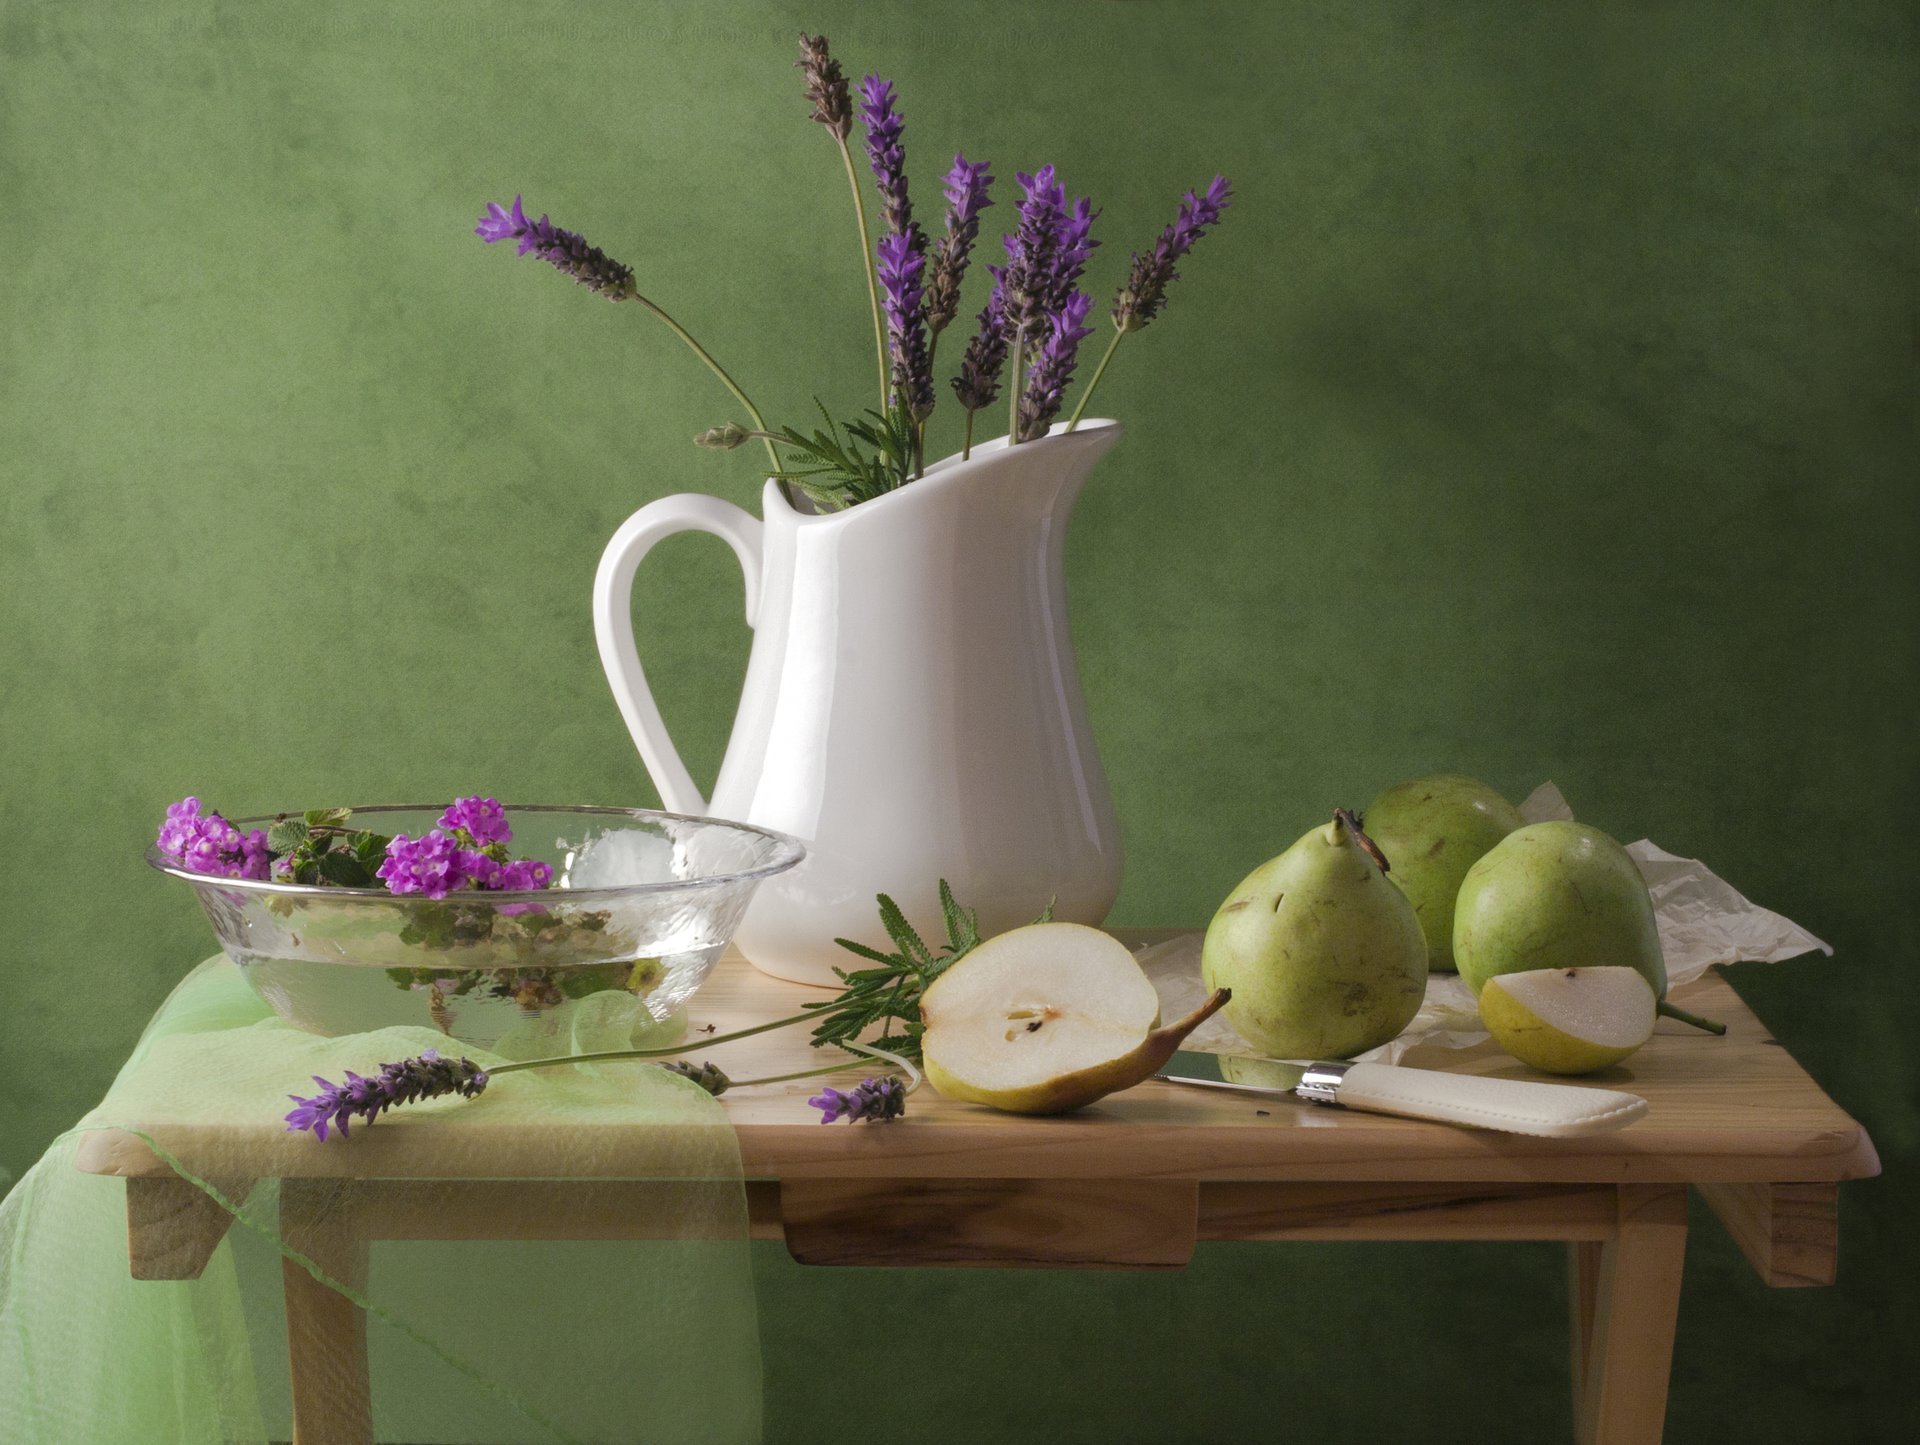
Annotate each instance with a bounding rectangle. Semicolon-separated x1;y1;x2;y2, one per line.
920;923;1230;1115
1453;821;1724;1034
1201;810;1428;1060
1363;774;1523;972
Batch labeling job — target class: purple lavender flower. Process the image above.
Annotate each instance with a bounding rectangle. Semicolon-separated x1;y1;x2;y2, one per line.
1043;197;1100;315
858;76;913;238
796;33;852;141
155;797;271;881
1112;176;1233;332
876;230;936;419
475;195;538;251
858;75;937;420
958;168;1099;437
808;1075;908;1124
439;796;511;847
951;282;1010;414
376;831;469;900
997;166;1068;341
1016;290;1096;442
284;1048;490;1142
925;154;994;338
475;197;638;301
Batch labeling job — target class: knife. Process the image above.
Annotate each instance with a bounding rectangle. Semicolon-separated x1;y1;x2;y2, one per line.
1154;1050;1648;1138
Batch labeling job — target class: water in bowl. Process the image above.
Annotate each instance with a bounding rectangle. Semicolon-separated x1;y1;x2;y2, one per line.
189;820;771;1057
235;943;712;1057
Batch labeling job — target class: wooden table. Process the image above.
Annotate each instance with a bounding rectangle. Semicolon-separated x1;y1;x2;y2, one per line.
74;931;1880;1445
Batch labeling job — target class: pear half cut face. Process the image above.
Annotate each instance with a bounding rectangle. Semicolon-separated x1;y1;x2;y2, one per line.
1478;965;1657;1075
921;922;1227;1115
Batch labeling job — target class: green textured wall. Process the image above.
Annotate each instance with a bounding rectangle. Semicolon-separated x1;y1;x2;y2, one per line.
3;1;1914;1439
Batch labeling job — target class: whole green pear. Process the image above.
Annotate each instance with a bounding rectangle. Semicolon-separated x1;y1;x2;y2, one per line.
1453;821;1724;1033
1363;774;1522;972
1201;811;1428;1060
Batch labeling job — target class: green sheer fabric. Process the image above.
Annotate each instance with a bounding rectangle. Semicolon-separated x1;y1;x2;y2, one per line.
1;959;761;1444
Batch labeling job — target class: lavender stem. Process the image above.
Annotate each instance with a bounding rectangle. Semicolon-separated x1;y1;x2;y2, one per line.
727;1060;884;1089
1005;325;1027;446
963;408;975;461
1065;327;1125;432
837;137;891;412
628;294;780;476
480;1007;820;1077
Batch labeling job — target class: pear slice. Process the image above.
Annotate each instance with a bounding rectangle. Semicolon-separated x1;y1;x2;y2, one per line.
921;922;1230;1115
1478;966;1657;1075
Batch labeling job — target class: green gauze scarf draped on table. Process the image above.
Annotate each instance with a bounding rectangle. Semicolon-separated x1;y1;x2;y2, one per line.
0;959;762;1444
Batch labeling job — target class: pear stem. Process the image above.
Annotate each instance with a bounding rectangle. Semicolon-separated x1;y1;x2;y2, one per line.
1657;1000;1728;1036
1147;988;1232;1053
1332;807;1391;874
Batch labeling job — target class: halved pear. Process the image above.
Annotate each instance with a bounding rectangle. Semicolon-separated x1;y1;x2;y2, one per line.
1478;966;1656;1075
921;922;1230;1115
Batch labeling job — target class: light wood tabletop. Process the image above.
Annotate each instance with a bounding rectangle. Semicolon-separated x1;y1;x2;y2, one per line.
74;930;1879;1445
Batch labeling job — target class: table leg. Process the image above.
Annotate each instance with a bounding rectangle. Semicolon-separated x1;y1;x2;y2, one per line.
1569;1185;1689;1445
281;1185;374;1445
125;1174;249;1280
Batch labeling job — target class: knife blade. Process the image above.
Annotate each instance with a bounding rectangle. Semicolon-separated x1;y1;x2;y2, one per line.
1156;1050;1337;1099
1154;1049;1649;1138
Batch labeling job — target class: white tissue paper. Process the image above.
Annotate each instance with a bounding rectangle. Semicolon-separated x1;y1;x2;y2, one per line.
1138;782;1832;1064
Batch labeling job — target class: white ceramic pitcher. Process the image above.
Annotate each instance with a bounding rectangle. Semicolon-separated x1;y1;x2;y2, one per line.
592;419;1124;985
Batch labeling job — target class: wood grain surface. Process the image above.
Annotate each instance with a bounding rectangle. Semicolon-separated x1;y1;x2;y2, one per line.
73;931;1880;1188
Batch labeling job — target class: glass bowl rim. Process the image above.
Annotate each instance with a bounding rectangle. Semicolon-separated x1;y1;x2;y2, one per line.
144;802;807;902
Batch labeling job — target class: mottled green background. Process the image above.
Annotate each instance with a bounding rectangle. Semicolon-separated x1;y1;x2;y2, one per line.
3;0;1914;1439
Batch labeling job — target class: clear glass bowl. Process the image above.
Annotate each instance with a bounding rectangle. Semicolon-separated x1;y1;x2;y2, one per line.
147;805;804;1055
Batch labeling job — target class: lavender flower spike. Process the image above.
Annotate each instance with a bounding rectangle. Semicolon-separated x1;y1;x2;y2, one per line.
858;76;914;238
474;197;638;301
285;1049;489;1142
876;230;936;420
796;33;852;140
998;166;1067;341
474;196;779;471
1044;196;1101;315
1017;291;1097;442
804;35;889;411
951;282;1010;417
925;154;994;338
1067;176;1233;433
995;167;1100;445
809;1076;908;1124
1112;175;1233;332
663;1060;732;1096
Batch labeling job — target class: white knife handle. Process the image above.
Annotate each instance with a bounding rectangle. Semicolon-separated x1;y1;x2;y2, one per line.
1330;1061;1648;1138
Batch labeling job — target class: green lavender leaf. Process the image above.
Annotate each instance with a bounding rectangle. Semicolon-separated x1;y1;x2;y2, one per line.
802;882;1044;1066
764;398;917;509
876;893;934;970
938;879;980;955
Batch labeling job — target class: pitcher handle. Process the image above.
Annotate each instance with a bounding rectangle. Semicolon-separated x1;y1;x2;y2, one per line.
592;494;764;815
